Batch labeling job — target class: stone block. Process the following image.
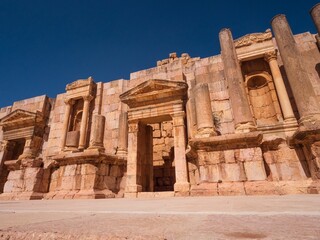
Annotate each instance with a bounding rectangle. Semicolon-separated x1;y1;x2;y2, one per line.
60;176;74;190
207;164;222;182
64;164;77;176
153;137;164;145
218;182;245;195
81;174;96;190
110;165;120;177
224;150;235;163
190;182;218;196
81;164;97;175
244;161;267;181
7;170;23;180
104;176;116;190
244;181;278;195
223;163;241;182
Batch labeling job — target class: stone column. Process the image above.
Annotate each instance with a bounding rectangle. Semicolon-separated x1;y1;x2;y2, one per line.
20;137;35;160
193;83;217;137
310;3;320;44
60;98;75;150
172;112;190;195
125;121;142;197
78;95;93;150
271;15;320;128
264;50;296;123
117;112;128;157
88;115;105;151
219;28;256;133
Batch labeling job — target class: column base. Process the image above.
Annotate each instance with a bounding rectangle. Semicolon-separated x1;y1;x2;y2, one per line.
174;182;190;196
235;122;256;133
124;184;142;198
116;149;127;157
284;117;298;125
85;146;105;154
195;127;217;138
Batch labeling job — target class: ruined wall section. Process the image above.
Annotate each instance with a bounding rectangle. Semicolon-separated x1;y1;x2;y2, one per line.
194;55;234;135
44;93;65;158
100;79;128;155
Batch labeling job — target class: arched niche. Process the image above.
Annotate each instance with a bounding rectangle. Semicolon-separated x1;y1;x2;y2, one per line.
245;72;281;125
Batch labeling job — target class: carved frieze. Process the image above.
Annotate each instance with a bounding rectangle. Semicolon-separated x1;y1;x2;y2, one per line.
234;29;272;48
65;76;94;91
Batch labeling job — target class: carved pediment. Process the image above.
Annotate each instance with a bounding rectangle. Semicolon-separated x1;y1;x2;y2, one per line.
66;76;94;91
234;29;272;48
120;79;188;108
0;109;44;130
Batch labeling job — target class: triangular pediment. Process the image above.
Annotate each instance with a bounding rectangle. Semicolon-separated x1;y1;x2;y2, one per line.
120;79;188;108
0;109;43;130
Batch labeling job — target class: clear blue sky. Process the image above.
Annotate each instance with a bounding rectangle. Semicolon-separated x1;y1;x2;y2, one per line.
0;0;319;107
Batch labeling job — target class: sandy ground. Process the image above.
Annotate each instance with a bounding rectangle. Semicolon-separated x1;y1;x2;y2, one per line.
0;195;319;239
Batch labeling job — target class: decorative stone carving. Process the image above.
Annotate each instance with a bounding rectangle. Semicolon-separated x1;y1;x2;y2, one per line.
66;76;94;91
234;29;272;48
264;50;278;62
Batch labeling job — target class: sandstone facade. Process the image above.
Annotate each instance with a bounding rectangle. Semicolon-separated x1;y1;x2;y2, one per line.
1;6;320;199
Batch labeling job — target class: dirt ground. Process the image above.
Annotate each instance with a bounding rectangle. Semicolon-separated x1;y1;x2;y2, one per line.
0;195;319;239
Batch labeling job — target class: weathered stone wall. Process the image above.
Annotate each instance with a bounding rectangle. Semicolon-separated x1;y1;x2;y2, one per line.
150;122;175;191
1;26;320;199
100;79;127;155
47;163;125;199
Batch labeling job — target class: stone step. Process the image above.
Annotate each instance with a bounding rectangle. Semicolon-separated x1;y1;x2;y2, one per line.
137;191;175;198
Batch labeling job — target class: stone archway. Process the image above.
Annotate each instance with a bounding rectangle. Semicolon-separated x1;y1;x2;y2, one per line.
120;79;190;197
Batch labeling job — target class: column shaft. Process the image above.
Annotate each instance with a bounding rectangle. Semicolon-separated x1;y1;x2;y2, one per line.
125;122;142;195
60;99;74;150
172;112;190;194
271;15;320;126
117;112;128;156
194;83;217;137
79;96;93;150
88;114;105;150
310;4;320;36
219;28;255;132
264;51;296;122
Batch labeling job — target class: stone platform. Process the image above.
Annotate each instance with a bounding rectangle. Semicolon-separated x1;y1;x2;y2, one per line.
0;195;319;239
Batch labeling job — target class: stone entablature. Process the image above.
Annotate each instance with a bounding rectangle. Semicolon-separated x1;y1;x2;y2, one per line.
1;5;320;200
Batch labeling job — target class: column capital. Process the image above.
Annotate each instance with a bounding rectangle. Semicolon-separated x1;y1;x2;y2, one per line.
264;49;278;62
64;98;76;105
128;121;140;133
83;95;94;102
0;140;8;152
171;111;185;119
171;112;185;127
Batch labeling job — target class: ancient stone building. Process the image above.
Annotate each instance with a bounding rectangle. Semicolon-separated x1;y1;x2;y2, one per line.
1;6;320;200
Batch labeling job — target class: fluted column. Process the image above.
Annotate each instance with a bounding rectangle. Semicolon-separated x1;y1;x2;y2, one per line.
78;95;93;150
219;28;256;133
194;83;217;137
172;112;190;195
271;15;320;128
60;98;75;150
264;50;296;123
117;112;128;157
